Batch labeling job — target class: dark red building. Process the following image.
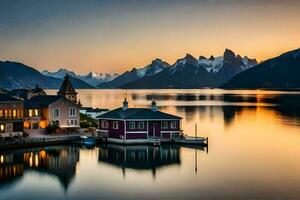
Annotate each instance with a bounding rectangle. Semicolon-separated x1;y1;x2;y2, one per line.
97;99;182;143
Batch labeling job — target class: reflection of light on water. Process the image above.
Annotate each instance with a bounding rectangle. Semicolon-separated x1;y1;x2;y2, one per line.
29;152;33;167
35;154;39;167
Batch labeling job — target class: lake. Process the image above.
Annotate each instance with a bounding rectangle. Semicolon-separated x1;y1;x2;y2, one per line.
1;89;300;200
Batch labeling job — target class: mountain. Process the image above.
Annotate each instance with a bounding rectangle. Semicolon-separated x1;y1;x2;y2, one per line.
120;49;257;89
0;61;94;89
97;58;169;88
42;68;118;87
222;48;300;89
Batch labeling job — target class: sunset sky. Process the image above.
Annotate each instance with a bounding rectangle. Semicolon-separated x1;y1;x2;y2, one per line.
0;0;300;74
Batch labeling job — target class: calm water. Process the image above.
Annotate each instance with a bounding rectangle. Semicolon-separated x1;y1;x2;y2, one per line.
1;89;300;200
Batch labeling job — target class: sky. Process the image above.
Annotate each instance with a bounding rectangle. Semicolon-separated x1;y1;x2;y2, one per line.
0;0;300;74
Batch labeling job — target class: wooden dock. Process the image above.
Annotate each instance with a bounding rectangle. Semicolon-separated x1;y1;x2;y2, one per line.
96;136;208;147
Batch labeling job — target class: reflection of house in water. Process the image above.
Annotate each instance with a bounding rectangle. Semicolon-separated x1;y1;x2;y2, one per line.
0;146;79;190
98;144;181;177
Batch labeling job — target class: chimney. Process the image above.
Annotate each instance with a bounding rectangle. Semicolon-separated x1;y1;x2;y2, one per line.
122;98;128;110
151;100;157;111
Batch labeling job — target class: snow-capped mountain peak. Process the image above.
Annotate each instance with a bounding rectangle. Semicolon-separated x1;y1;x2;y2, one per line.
198;56;224;73
168;49;257;75
41;68;118;87
133;58;170;77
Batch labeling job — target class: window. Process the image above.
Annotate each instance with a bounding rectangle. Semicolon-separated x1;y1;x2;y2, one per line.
101;120;108;128
0;110;3;117
29;109;33;117
32;123;39;129
13;110;17;117
34;109;39;116
161;121;168;129
129;121;135;129
53;108;60;118
74;120;78;125
113;121;118;129
0;124;4;133
6;123;13;132
171;121;177;129
138;122;145;129
52;120;59;126
69;107;76;117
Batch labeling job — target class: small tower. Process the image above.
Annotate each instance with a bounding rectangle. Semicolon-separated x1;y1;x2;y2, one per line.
151;99;157;111
122;98;128;110
57;74;78;103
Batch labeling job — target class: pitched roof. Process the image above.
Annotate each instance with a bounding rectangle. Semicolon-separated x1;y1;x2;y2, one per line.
57;75;77;95
24;95;63;108
98;107;182;120
0;94;22;102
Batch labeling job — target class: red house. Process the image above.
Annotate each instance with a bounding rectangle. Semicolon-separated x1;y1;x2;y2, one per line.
97;99;182;143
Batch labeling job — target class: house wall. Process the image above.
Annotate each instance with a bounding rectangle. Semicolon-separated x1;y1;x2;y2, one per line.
48;98;80;129
0;101;24;137
24;108;49;131
125;121;147;132
108;120;124;139
99;119;181;140
149;120;181;138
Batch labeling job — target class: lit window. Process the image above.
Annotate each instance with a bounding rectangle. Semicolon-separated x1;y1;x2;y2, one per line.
34;109;38;116
69;107;76;117
0;110;3;117
0;124;4;132
129;121;135;129
171;121;177;129
161;121;168;129
13;110;17;117
53;109;60;118
29;109;33;117
113;121;118;129
138;122;144;129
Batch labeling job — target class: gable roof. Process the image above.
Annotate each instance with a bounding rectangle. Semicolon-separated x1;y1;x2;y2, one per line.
98;107;182;120
0;94;22;102
24;95;63;109
57;75;77;95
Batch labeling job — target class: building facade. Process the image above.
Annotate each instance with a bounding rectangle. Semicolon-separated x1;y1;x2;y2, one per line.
24;95;80;134
0;94;24;138
97;99;182;142
24;75;80;134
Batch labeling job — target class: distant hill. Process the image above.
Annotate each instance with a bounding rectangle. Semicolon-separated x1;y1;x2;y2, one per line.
0;61;94;89
42;68;118;87
97;59;169;88
120;49;257;89
222;48;300;89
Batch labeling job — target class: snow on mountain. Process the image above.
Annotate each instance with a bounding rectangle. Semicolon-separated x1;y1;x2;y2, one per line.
41;68;118;87
42;68;76;79
198;56;224;73
135;58;169;77
168;50;257;75
121;49;258;89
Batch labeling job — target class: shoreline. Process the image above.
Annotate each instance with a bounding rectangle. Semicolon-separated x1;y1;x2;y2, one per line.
0;135;82;150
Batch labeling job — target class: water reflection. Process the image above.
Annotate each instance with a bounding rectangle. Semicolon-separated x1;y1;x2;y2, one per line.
0;146;79;190
98;145;181;178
